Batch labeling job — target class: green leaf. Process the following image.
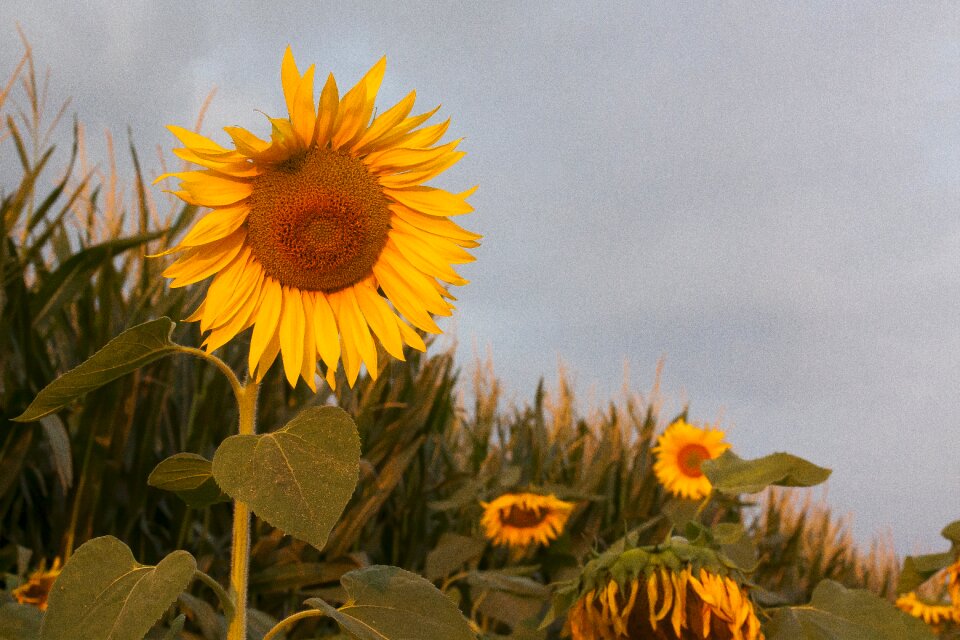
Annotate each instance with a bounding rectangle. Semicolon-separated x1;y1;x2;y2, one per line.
0;603;42;640
424;533;486;581
147;453;229;509
14;318;179;422
766;580;937;640
212;406;360;550
897;551;954;594
40;536;196;640
39;415;73;491
702;450;831;495
941;520;960;545
306;566;475;640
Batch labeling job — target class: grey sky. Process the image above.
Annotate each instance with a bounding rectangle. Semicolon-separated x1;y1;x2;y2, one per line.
2;1;959;555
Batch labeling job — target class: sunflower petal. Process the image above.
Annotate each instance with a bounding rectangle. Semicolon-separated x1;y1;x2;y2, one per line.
354;279;405;360
278;286;307;387
248;277;283;376
313;73;339;147
178;203;249;247
384;185;476;217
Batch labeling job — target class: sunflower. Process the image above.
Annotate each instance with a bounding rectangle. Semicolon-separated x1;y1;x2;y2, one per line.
480;493;574;549
568;566;764;640
12;558;61;611
895;592;960;626
652;419;729;500
159;47;479;390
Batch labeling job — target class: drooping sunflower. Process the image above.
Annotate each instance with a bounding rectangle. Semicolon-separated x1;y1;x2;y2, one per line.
480;493;574;549
556;540;763;640
652;419;729;500
12;558;61;611
159;47;479;390
895;592;960;626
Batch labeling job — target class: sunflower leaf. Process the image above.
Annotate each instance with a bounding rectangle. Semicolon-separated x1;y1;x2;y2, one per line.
765;579;937;640
305;565;475;640
148;453;230;509
39;536;196;640
896;551;954;594
212;406;360;550
0;603;42;640
13;317;179;422
702;450;831;495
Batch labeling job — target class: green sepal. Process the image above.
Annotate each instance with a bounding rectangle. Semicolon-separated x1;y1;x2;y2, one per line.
305;565;475;640
897;551;955;595
765;579;937;640
39;536;196;640
702;450;831;495
212;406;360;550
14;317;179;422
147;453;229;509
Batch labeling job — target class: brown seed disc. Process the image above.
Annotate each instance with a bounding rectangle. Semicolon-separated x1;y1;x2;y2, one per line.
502;506;548;528
245;148;390;292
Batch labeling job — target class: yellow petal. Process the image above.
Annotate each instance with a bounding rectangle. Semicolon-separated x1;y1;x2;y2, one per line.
311;291;341;372
298;292;318;391
332;57;386;150
375;151;465;188
177;171;253;207
385;233;467;286
372;258;442;333
203;267;265;352
280;46;301;121
248;277;283;375
278;286;307;388
253;331;281;382
330;287;377;383
291;65;317;147
224;126;271;156
395;316;426;352
178;203;249;247
200;246;253;332
361;107;442;153
366;139;462;173
163;229;246;287
378;243;453;315
313;73;339;147
384;185;476;217
351;90;416;152
166;125;230;153
389;203;482;244
354;278;405;360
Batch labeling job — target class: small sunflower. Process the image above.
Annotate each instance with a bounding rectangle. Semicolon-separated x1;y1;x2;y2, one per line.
12;558;61;611
895;592;960;626
652;419;729;500
160;47;479;390
480;493;574;549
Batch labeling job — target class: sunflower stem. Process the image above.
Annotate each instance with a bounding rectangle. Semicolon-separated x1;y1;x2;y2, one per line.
226;379;259;640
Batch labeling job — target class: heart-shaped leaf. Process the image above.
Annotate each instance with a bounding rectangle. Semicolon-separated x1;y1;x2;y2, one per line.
212;406;360;550
702;450;831;495
40;536;196;640
306;566;475;640
766;580;937;639
15;318;179;422
148;453;229;508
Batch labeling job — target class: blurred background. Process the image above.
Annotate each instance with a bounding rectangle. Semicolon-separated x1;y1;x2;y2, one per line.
1;0;958;562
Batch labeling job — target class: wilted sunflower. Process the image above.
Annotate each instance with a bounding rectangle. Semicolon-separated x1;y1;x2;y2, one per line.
12;558;61;611
160;47;479;389
480;493;574;548
652;419;729;500
895;592;960;626
555;540;762;640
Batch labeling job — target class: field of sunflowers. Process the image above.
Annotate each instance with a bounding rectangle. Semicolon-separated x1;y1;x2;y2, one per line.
2;37;959;640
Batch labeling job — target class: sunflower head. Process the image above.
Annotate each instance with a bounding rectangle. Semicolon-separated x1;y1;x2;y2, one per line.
480;493;574;549
894;558;960;628
652;419;730;500
559;540;763;640
895;592;960;627
12;558;61;611
160;47;479;391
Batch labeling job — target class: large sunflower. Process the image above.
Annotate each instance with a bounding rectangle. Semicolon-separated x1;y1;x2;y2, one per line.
160;48;479;389
480;493;574;549
652;419;729;500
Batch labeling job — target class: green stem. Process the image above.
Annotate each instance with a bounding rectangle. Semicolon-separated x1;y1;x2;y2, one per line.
226;380;259;640
176;346;244;404
262;610;326;640
194;570;236;621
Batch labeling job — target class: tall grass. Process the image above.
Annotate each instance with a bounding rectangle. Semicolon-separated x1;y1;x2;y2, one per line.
0;38;902;638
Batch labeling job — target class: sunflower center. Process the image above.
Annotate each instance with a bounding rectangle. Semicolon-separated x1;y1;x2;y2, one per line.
502;506;547;528
677;443;711;478
245;148;390;292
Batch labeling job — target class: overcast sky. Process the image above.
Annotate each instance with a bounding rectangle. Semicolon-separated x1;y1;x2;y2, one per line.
3;1;959;556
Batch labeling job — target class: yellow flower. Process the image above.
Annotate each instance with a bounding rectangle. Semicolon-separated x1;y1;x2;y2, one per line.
160;47;479;390
480;493;574;549
568;566;764;640
12;558;61;611
895;591;960;626
652;419;729;500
